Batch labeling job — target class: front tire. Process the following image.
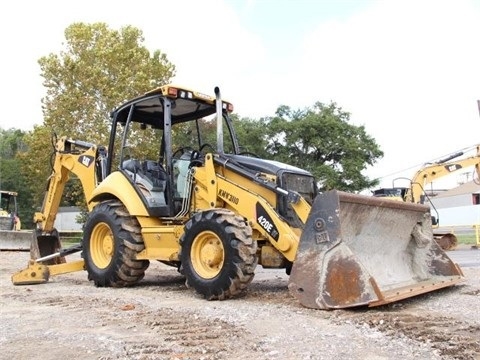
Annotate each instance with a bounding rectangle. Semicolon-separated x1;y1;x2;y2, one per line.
179;209;258;300
82;200;149;287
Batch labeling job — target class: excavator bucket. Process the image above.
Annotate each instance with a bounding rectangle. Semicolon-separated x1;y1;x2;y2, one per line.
288;190;464;309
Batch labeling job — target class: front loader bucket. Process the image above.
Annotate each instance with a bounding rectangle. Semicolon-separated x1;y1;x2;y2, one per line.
288;190;464;310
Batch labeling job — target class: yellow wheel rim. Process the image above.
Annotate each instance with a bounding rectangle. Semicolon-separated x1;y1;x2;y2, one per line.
90;222;114;269
191;231;224;279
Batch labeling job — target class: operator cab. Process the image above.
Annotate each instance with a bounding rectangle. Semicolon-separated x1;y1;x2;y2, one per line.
0;191;19;230
108;85;237;218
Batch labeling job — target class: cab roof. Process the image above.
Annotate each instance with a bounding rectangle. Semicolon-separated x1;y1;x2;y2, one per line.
0;190;17;196
110;84;233;128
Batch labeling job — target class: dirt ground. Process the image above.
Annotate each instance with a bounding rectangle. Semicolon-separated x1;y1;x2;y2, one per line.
0;249;479;360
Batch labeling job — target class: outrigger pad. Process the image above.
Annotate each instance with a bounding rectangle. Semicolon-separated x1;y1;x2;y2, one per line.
11;260;50;285
288;190;464;310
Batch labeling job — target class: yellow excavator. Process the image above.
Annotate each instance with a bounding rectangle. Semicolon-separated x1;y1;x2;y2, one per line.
12;85;464;310
373;146;480;250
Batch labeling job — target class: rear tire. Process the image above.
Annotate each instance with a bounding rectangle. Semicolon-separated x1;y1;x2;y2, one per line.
82;200;149;287
179;209;257;300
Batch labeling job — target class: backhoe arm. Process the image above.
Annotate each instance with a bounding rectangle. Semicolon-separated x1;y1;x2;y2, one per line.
34;136;106;232
30;136;107;263
13;136;107;284
405;145;480;203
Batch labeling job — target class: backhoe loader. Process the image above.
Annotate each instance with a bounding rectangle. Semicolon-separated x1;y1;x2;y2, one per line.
0;190;20;231
373;145;480;250
12;85;464;309
0;190;32;250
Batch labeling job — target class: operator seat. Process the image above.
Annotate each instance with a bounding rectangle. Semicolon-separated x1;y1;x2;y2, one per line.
143;160;167;192
123;159;167;193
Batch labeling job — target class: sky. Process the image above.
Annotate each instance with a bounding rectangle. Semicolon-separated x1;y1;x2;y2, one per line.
1;0;479;190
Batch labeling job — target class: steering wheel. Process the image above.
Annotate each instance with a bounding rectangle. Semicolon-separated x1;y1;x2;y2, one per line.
199;143;215;153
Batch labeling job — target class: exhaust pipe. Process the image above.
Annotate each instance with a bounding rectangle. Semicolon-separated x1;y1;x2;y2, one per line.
215;86;224;154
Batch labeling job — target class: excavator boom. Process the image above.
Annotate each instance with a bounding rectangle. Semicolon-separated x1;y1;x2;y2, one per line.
405;144;480;204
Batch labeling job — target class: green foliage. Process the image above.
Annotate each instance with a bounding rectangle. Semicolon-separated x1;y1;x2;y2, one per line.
456;234;477;245
171;116;252;155
39;22;175;144
0;128;28;158
264;102;383;192
231;114;270;157
24;22;176;216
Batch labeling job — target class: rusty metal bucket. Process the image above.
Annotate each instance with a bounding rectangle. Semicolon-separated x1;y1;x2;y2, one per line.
288;190;464;309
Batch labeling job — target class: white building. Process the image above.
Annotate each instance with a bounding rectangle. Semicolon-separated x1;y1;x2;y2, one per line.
426;181;480;226
54;206;83;232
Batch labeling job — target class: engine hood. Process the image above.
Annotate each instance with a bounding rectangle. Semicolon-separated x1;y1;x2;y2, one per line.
223;154;312;177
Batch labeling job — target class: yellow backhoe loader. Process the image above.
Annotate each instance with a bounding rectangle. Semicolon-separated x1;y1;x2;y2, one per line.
12;85;464;309
0;190;31;250
373;146;480;250
0;190;20;231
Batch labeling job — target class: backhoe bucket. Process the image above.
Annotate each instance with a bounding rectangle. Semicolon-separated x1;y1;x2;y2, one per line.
30;228;65;265
288;190;464;310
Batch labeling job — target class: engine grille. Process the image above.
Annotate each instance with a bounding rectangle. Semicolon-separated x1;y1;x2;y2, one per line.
279;172;316;227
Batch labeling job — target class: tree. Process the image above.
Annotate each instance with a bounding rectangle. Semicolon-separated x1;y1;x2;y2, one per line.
39;22;175;143
231;114;270;157
21;22;176;211
264;102;383;192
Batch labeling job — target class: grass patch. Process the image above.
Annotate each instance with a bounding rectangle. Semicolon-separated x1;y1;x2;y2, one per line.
456;234;478;245
61;232;83;248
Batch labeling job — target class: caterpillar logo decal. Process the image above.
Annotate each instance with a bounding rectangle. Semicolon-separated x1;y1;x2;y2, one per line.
78;155;94;168
444;164;462;172
256;203;279;241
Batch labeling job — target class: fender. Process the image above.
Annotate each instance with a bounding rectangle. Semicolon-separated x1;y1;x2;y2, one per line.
89;172;149;216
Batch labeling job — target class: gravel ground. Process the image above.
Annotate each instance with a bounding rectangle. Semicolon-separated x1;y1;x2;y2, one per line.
0;249;479;360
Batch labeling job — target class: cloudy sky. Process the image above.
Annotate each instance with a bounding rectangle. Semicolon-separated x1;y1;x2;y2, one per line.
1;0;479;190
